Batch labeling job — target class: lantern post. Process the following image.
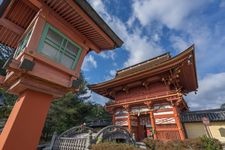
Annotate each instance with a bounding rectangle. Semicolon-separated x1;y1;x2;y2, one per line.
0;0;123;149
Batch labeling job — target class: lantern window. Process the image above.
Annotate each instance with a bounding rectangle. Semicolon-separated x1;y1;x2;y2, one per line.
38;23;82;69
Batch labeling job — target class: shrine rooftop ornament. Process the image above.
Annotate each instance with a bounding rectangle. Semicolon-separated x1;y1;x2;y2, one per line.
0;0;123;149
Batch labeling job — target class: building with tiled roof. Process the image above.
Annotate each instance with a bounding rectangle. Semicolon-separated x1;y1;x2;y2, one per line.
90;45;198;141
181;108;225;123
181;108;225;143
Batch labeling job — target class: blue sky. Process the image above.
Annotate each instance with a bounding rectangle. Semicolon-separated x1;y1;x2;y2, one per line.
82;0;225;110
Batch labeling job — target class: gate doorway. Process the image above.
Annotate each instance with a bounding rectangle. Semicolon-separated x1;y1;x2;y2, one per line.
134;114;152;141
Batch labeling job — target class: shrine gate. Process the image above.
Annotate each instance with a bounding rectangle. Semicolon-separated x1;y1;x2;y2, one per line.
90;46;198;141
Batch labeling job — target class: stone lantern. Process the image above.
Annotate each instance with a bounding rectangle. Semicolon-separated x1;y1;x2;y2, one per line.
0;0;123;149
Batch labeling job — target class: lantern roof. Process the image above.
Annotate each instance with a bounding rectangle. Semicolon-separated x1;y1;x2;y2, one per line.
0;0;123;51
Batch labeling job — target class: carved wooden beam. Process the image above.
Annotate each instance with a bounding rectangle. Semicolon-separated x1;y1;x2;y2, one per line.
109;90;116;97
122;86;129;94
122;104;130;112
0;18;25;35
144;101;153;109
27;0;42;9
142;80;150;89
161;67;183;90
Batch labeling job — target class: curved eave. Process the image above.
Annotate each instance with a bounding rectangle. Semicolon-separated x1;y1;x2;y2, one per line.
75;0;123;49
0;0;123;51
90;45;198;95
179;45;198;92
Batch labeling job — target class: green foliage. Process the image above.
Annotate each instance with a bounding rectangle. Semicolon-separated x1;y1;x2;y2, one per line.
0;43;14;76
0;59;6;76
143;136;222;150
0;44;16;129
143;139;162;150
0;89;17;119
201;135;222;150
91;142;140;150
41;73;111;142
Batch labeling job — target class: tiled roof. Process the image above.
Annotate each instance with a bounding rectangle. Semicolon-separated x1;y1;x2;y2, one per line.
181;108;225;123
116;53;171;78
90;45;198;97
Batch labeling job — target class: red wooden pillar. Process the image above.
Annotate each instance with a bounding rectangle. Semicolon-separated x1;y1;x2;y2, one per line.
137;116;140;141
112;109;115;125
173;105;185;140
127;112;131;132
150;111;157;139
123;105;131;133
0;90;53;150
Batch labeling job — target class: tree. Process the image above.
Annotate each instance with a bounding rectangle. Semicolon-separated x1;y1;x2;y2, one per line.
41;73;111;142
0;44;17;129
0;43;14;76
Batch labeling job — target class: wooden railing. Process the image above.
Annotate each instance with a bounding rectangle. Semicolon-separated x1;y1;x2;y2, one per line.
45;125;136;150
53;137;88;150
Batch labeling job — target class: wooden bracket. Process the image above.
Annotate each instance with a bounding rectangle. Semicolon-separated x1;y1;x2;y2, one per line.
122;86;129;94
142;80;150;89
144;101;153;109
122;104;130;112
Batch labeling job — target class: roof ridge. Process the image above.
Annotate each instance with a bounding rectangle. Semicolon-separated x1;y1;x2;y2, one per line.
182;108;225;114
116;52;171;75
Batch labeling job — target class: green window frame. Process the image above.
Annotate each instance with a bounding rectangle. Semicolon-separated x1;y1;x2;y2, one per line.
14;30;32;57
38;23;82;69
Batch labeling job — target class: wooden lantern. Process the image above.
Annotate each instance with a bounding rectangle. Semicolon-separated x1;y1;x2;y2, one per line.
0;0;123;149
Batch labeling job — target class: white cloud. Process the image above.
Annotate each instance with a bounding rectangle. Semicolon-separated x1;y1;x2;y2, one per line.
152;33;160;42
187;72;225;110
109;70;116;76
182;21;225;73
88;0;164;67
131;0;208;29
82;89;107;105
81;54;97;71
123;30;163;67
103;69;117;81
170;35;191;52
89;92;109;105
98;51;116;60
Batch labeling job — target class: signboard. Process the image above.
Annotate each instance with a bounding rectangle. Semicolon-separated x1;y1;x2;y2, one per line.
202;117;210;125
155;117;176;124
